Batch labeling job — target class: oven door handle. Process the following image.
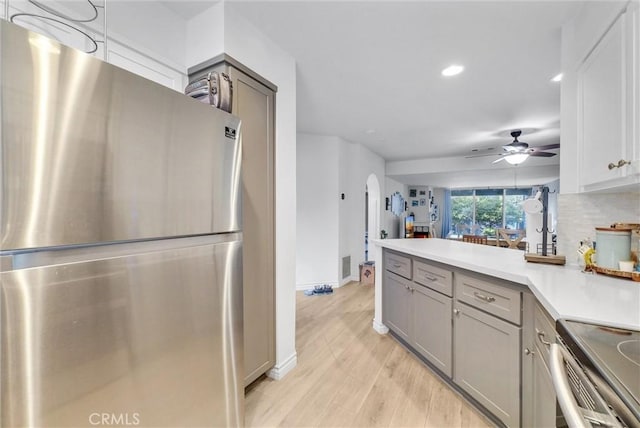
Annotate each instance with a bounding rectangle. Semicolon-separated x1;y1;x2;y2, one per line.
549;343;591;428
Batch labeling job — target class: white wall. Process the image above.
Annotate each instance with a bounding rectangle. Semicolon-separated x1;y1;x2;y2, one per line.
187;3;298;380
296;135;386;285
338;139;358;284
383;177;406;239
185;2;224;68
296;135;385;286
297;134;340;289
352;143;386;278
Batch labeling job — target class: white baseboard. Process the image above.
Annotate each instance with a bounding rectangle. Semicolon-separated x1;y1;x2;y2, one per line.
267;352;297;380
372;318;389;335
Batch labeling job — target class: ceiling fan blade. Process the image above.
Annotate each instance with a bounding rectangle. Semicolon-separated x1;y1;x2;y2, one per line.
464;153;501;159
492;157;507;164
530;143;560;151
529;151;557;157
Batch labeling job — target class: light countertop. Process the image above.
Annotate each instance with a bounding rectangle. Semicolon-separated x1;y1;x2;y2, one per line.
373;238;640;331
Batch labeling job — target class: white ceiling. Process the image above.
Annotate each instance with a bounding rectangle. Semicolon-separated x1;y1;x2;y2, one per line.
226;1;583;164
159;0;219;19
157;0;590;186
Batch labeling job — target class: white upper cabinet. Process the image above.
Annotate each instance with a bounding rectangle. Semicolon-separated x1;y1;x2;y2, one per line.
3;0;188;92
106;40;187;92
576;2;640;192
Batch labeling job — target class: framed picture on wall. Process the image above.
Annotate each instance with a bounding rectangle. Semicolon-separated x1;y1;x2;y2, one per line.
412;200;419;207
419;198;426;206
419;190;426;196
409;189;417;197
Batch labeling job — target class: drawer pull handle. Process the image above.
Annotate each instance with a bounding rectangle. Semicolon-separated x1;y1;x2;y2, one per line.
424;274;438;281
608;159;631;170
536;329;552;348
473;292;496;303
393;263;403;268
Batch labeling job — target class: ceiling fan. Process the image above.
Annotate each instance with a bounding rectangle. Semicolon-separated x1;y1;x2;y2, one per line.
466;130;560;165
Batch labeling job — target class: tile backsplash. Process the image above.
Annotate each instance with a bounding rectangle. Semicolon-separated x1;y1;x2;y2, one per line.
557;191;640;264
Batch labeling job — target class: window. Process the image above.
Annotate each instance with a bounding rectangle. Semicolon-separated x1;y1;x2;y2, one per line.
451;189;473;233
450;188;532;236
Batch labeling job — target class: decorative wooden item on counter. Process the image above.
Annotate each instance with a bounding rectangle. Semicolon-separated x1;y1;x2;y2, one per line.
462;234;488;245
587;265;640;282
524;253;567;265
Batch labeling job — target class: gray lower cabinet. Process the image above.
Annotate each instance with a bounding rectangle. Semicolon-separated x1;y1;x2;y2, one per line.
382;251;530;427
453;302;521;427
413;284;452;377
383;270;412;343
383;251;453;378
189;55;277;386
527;302;557;428
531;347;556;428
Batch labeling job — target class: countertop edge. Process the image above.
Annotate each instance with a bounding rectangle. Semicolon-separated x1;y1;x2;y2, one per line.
373;239;640;331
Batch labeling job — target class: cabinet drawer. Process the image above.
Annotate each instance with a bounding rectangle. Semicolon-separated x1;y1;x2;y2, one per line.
534;303;555;365
414;259;453;297
384;251;412;279
455;273;521;325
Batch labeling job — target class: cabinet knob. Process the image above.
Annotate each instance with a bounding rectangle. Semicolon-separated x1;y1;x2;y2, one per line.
524;348;535;356
453;308;460;316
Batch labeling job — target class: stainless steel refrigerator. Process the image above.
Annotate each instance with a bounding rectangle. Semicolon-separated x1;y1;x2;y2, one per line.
0;21;243;427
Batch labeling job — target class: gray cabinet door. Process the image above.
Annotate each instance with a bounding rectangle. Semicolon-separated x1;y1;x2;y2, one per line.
229;67;277;386
190;57;277;387
383;271;411;342
532;345;557;428
412;285;452;377
454;302;521;427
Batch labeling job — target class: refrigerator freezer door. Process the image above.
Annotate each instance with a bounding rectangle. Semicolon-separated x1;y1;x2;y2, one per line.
0;21;242;251
0;236;243;427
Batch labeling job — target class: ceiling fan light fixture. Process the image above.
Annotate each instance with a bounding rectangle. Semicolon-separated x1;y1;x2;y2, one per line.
442;65;464;77
505;153;529;165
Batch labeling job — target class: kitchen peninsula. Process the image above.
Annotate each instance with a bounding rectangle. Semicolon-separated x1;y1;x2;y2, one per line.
371;238;640;427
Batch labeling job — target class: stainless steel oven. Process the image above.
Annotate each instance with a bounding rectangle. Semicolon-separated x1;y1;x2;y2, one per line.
551;320;640;428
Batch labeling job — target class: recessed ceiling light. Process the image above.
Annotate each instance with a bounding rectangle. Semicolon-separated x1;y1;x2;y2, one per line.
365;129;376;134
551;73;563;82
442;65;464;77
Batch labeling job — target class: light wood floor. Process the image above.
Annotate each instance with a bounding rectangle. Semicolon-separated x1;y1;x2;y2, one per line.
245;281;493;428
